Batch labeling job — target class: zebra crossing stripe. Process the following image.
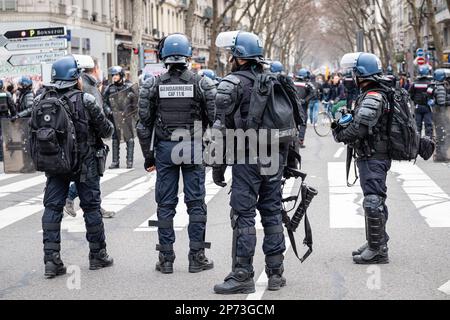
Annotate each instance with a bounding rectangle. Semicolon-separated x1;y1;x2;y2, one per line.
0;169;131;231
0;173;20;182
60;173;156;233
134;169;232;232
390;162;450;228
438;280;450;295
328;162;364;229
0;175;47;199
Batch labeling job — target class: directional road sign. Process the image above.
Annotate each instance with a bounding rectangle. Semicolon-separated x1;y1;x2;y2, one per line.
4;38;68;52
3;27;66;40
7;50;67;67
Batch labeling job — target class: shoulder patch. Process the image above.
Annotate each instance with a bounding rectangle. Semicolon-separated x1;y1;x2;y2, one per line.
367;91;381;97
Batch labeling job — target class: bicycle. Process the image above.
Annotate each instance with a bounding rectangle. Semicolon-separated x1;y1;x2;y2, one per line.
314;100;348;137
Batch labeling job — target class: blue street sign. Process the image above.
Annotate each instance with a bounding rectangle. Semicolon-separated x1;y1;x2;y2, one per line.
416;48;425;57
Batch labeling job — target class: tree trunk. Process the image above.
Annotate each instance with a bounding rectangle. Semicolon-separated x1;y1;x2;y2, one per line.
407;0;422;49
130;0;143;84
426;0;443;66
185;0;196;40
208;0;219;70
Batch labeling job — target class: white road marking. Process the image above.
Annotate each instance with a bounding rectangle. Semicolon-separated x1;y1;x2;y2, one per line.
390;162;450;227
0;173;20;182
334;147;345;159
438;280;450;295
0;170;131;231
54;171;152;233
328;162;364;228
0;175;47;198
246;237;291;300
134;169;232;232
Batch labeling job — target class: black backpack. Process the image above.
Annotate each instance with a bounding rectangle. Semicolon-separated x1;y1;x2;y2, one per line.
235;71;298;145
29;89;81;175
385;87;421;161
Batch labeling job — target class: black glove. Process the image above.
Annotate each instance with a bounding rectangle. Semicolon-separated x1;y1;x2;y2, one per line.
331;121;340;131
144;155;156;171
212;165;227;187
418;136;436;161
10;115;19;123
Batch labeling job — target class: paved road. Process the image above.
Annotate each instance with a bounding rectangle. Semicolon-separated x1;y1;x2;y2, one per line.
0;127;449;300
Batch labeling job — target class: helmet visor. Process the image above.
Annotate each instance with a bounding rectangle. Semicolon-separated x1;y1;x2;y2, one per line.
216;31;240;49
340;52;362;71
73;55;95;70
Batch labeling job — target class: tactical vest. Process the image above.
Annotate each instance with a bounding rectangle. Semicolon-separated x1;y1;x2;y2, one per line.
0;92;8;114
294;81;308;101
156;69;202;139
411;78;431;105
353;90;390;159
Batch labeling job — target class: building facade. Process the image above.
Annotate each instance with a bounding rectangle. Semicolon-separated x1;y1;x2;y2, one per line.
0;0;114;75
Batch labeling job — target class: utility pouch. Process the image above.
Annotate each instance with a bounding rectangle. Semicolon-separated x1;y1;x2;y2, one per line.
96;144;110;176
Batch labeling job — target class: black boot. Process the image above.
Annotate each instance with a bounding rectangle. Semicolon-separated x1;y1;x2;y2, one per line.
89;243;114;270
189;250;214;273
352;243;368;257
156;252;176;274
353;245;389;264
214;268;255;295
353;195;389;265
44;252;66;279
266;255;286;291
109;139;120;169
126;139;134;169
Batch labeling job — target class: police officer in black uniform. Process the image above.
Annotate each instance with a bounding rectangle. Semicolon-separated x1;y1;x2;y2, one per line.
0;79;17;161
103;66;137;169
15;76;34;117
430;69;450;162
333;53;392;265
409;65;434;138
343;69;359;110
294;68;315;148
138;33;216;274
212;31;305;294
38;56;114;278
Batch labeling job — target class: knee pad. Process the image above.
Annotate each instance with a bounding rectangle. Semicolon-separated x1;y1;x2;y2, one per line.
363;195;385;217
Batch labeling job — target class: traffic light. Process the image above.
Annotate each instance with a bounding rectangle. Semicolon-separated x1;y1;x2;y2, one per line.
133;47;139;55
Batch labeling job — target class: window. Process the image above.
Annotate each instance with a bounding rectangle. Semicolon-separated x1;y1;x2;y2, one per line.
1;0;17;11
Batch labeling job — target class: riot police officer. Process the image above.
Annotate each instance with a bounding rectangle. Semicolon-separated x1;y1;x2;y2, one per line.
270;61;284;74
0;79;17;162
15;76;34;116
343;69;359;110
39;56;114;278
103;66;138;169
294;68;313;148
333;53;392;265
430;69;450;162
410;65;434;138
138;33;216;274
200;69;219;86
212;31;304;294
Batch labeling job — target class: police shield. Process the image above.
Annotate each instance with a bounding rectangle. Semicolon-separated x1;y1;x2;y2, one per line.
109;83;139;134
1;118;35;173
